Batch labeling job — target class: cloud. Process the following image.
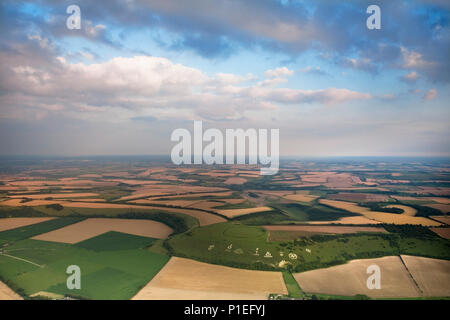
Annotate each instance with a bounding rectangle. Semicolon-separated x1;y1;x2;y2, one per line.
423;88;437;101
0;50;372;122
401;71;420;84
299;66;328;76
264;67;294;78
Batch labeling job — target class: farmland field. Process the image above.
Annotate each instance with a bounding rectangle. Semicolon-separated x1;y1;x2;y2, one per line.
132;257;287;300
32;218;173;243
0;157;449;300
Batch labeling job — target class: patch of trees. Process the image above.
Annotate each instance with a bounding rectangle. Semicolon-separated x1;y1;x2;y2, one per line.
361;202;403;214
117;211;190;234
0;207;46;218
45;203;64;211
382;224;438;238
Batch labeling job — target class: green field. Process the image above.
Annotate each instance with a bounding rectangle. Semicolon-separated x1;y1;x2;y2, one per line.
167;222;450;273
76;231;157;251
0;238;169;299
0;217;84;241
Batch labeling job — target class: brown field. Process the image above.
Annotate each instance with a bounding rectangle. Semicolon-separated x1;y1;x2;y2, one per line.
224;177;247;185
220;198;246;204
32;218;173;243
391;195;421;201
0;281;22;300
0;217;55;232
216;206;273;218
118;185;227;201
430;216;450;225
187;201;226;210
0;198;226;226
404;187;450;196
430;228;450;239
401;255;450;297
384;205;417;216
129;204;226;226
424;203;450;213
9;193;99;200
133;199;200;208
150;191;233;200
428;197;450;205
103;179;160;185
294;256;421;298
319;199;440;226
248;190;294;198
78;174;102;178
264;225;386;234
73;198;106;202
308;216;383;225
132;257;287;300
328;193;389;203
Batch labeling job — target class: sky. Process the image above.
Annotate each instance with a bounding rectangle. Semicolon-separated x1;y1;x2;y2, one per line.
0;0;449;157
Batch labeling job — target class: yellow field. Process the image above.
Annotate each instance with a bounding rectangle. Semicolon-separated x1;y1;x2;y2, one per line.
319;199;440;226
384;205;417;216
132;257;287;300
224;177;247;185
401;255;450;297
424;203;450;213
0;217;55;232
0;281;22;300
308;216;383;225
430;227;450;239
294;256;421;298
216;206;273;218
9;193;99;199
32;218;173;243
430;216;450;225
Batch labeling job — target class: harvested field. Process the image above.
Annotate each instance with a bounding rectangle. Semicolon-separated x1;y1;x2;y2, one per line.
132;257;287;300
0;281;22;300
328;193;389;203
263;225;386;234
118;185;227;201
0;217;55;232
308;216;382;225
284;194;318;203
319;199;440;226
424;204;450;213
133;199;200;207
294;256;421;298
224;177;247;185
430;216;450;225
384;205;417;216
428;198;450;205
32;218;173;243
220;199;246;205
217;206;273;218
150;191;233;200
187;201;225;210
9;193;99;200
0;199;226;226
430;228;450;239
401;255;450;297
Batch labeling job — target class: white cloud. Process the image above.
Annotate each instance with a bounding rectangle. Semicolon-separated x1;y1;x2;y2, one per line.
401;71;419;83
264;67;294;78
1;55;372;122
423;88;437;101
